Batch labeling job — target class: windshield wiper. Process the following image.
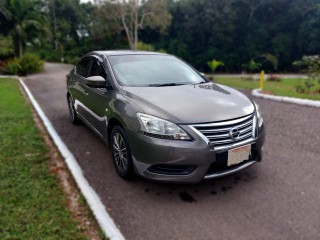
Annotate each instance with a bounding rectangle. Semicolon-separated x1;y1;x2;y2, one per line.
148;83;185;87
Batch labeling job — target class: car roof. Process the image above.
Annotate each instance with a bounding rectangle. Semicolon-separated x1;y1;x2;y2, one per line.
87;50;168;57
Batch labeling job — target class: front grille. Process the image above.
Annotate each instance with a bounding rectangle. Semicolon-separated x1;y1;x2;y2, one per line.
148;165;196;175
191;114;256;150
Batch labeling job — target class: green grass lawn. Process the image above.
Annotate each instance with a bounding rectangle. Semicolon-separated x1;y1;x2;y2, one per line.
0;78;88;239
214;76;320;101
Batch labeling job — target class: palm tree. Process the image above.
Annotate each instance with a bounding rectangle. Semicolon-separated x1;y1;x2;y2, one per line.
0;0;48;57
242;59;262;73
207;59;225;74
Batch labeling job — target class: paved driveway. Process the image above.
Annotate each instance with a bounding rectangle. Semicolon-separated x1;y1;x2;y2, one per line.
24;63;320;240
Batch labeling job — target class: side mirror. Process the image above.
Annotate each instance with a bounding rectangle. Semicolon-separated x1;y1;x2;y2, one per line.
85;76;106;88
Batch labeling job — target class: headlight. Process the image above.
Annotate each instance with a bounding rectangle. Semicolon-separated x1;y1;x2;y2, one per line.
253;102;263;127
137;113;191;140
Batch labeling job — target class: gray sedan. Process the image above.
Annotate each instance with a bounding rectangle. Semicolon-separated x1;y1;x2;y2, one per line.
66;51;265;183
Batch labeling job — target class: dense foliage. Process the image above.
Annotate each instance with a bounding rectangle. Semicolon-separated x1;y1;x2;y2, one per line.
294;55;320;92
4;53;44;75
149;0;320;72
1;0;320;73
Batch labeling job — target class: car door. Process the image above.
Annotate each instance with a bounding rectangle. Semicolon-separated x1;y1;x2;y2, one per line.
81;56;114;138
71;57;92;120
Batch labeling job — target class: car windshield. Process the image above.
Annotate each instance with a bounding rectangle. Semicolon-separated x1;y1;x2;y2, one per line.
108;55;206;87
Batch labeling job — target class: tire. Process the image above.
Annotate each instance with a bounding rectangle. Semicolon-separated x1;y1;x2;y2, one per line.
67;95;81;124
110;125;135;179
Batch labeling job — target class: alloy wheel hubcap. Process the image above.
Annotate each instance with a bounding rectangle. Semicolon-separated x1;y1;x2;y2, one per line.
112;132;128;173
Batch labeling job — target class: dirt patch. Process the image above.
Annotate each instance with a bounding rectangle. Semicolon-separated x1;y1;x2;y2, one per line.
20;84;106;240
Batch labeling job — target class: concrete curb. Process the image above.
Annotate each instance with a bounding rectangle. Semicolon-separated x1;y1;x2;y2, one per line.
252;88;320;108
14;76;125;240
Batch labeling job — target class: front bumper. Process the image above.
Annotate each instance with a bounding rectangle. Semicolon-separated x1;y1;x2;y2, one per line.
128;125;265;183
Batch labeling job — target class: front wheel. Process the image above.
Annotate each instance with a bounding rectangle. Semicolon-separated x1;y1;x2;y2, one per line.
67;95;81;124
110;125;135;179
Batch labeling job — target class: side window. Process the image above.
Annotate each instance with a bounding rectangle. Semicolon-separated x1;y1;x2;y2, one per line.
76;58;91;78
90;59;107;80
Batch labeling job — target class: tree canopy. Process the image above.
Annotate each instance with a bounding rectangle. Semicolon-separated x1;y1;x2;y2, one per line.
0;0;48;57
0;0;320;72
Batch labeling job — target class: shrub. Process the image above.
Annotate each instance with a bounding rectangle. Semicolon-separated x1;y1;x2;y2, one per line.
4;58;21;75
295;84;306;93
38;50;61;62
293;55;320;92
136;42;166;53
137;41;155;51
19;53;44;75
0;61;7;74
3;53;44;75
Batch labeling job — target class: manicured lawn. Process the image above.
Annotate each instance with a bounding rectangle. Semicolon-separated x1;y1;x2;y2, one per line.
214;76;320;101
0;78;88;239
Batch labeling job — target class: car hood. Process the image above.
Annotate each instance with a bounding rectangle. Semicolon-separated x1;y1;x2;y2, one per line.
122;83;255;124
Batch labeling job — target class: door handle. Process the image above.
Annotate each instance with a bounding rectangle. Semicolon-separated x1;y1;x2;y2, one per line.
84;90;88;96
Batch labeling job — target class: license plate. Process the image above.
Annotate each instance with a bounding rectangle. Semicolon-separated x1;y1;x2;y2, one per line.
227;144;251;166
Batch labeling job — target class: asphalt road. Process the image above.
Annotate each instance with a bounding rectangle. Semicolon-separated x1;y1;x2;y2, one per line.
24;63;320;240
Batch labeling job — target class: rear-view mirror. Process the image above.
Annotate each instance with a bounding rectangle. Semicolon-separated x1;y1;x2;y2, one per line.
85;76;106;88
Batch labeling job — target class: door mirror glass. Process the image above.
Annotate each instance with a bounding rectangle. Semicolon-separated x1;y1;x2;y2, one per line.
85;76;106;87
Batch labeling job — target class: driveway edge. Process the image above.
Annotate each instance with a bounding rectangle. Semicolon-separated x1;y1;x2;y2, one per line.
18;77;126;240
252;88;320;108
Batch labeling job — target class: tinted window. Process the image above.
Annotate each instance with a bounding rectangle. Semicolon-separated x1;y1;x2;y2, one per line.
90;59;107;79
108;55;205;87
76;58;91;77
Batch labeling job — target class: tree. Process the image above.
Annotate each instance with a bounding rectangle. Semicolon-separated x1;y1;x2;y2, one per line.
99;0;171;50
46;0;93;61
50;0;59;50
240;0;263;24
0;0;48;57
207;59;224;73
0;35;13;57
242;59;262;73
251;53;278;71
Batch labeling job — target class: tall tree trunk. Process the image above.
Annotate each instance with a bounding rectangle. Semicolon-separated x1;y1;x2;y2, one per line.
247;0;262;24
133;0;138;50
121;0;134;49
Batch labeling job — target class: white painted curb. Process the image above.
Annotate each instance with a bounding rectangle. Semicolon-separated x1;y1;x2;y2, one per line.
252;88;320;108
16;77;126;240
